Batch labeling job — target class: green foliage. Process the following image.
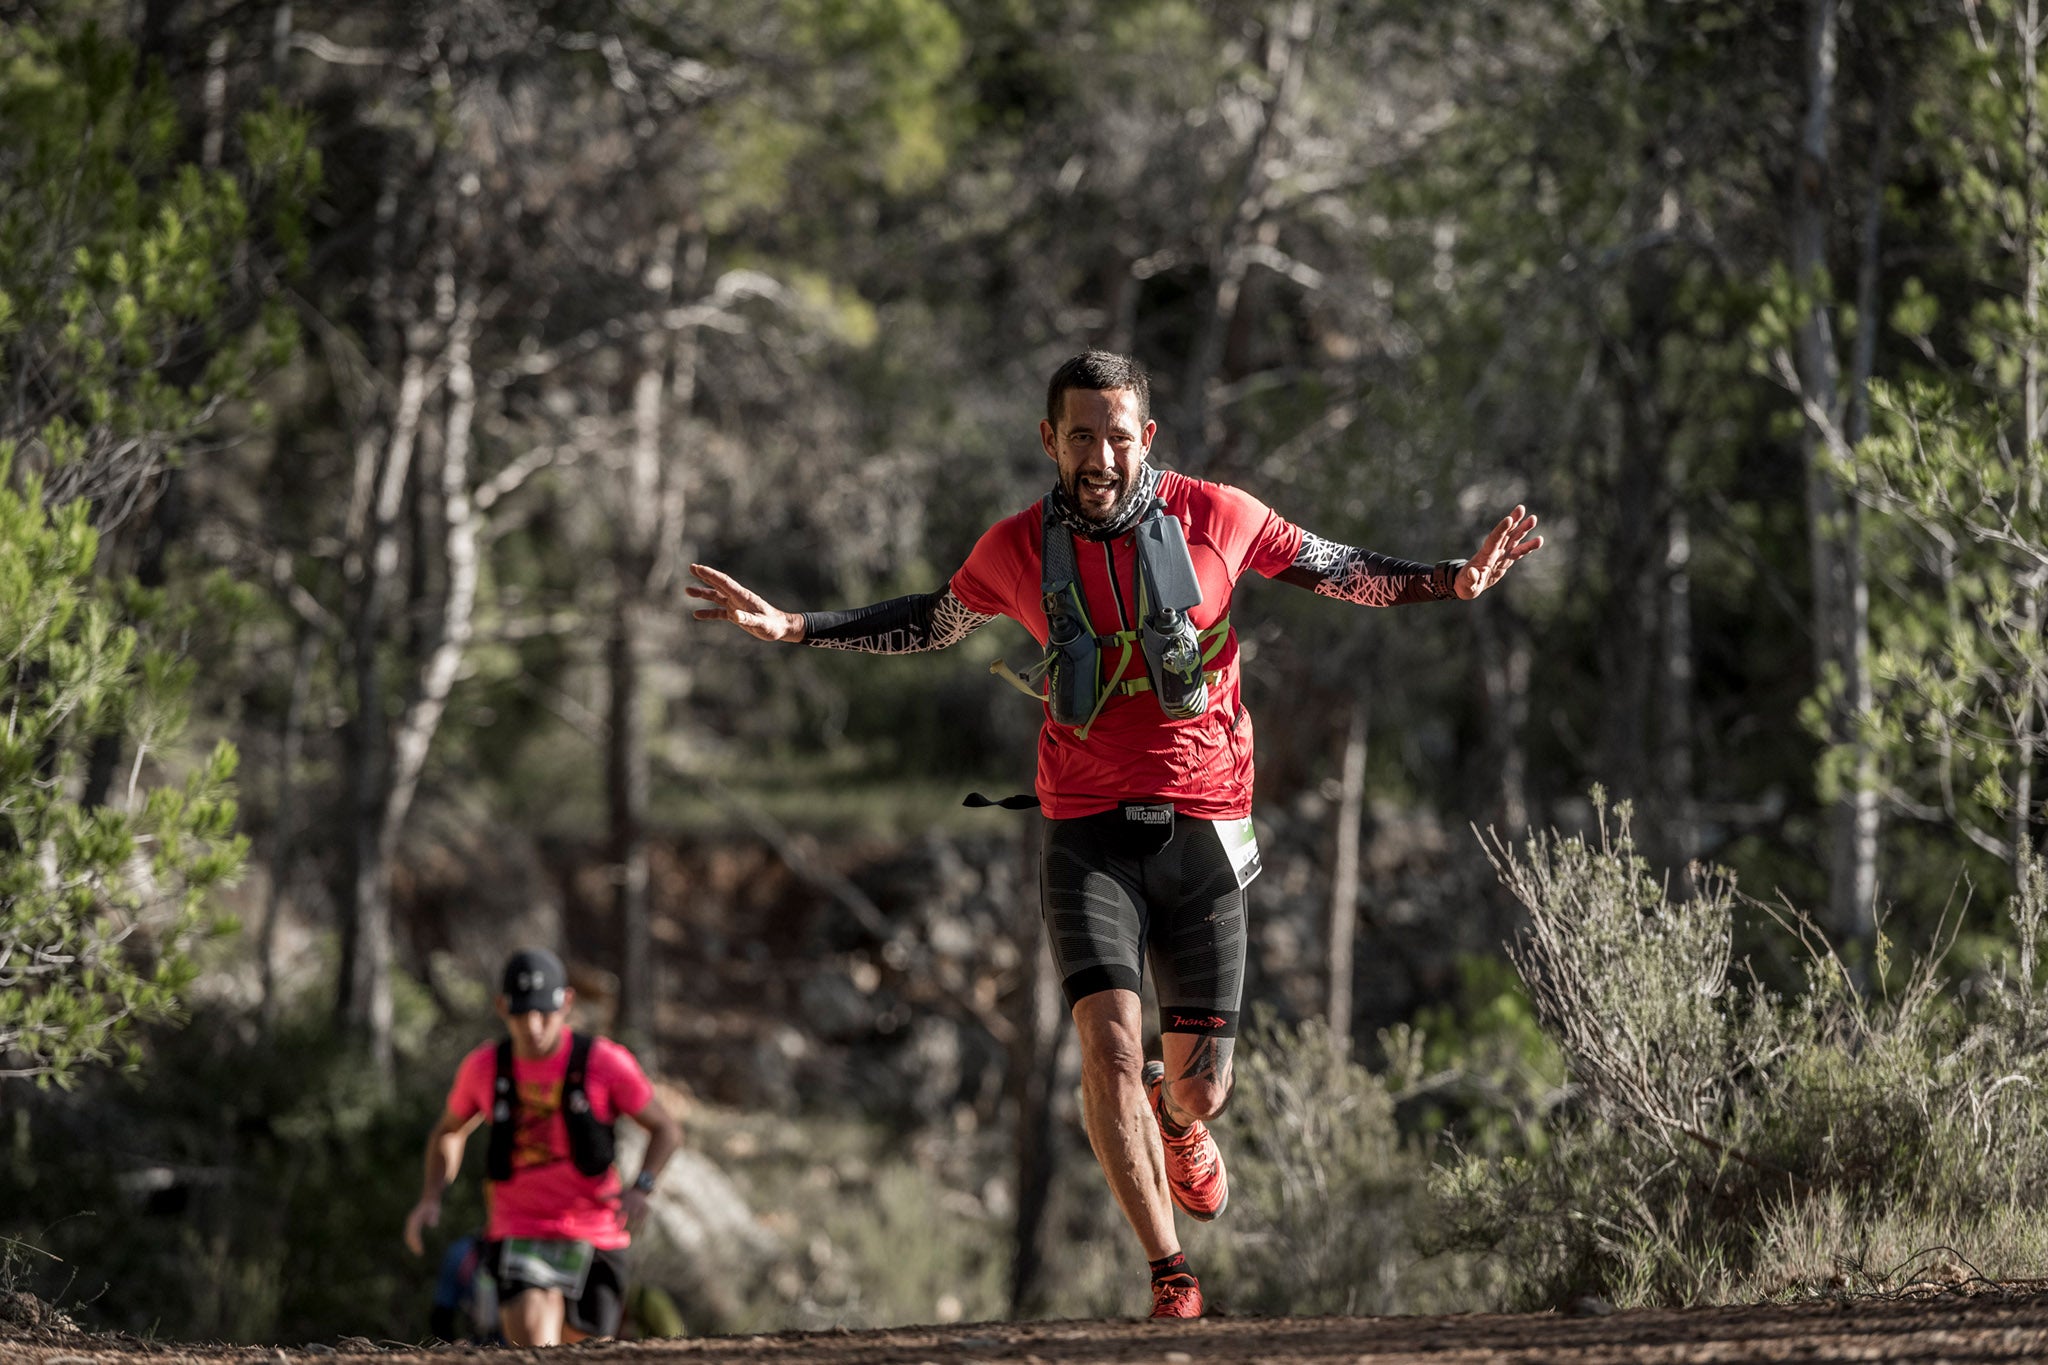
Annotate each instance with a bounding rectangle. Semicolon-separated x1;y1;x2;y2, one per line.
1200;1012;1485;1315
1395;954;1567;1158
0;470;247;1085
697;0;966;230
1442;805;2048;1308
1828;0;2048;873
0;1002;474;1342
0;16;314;498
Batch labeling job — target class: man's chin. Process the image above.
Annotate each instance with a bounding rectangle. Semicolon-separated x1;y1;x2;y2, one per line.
1073;488;1128;523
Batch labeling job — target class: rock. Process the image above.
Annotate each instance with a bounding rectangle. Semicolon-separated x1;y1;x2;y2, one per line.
897;1015;965;1121
800;970;878;1040
0;1291;75;1335
613;1124;783;1334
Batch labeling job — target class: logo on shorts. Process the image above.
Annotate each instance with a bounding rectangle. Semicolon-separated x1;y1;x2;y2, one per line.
1125;805;1173;825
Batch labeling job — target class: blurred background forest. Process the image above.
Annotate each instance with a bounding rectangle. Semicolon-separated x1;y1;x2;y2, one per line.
4;0;2048;1344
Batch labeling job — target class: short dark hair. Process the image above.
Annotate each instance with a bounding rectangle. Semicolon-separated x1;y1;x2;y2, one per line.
1046;351;1151;427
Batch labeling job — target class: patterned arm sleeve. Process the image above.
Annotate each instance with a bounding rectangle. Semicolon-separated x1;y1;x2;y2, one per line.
1275;532;1466;606
801;588;998;654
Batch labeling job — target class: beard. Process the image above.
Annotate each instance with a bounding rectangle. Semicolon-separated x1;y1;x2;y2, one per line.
1049;460;1161;541
1063;468;1138;524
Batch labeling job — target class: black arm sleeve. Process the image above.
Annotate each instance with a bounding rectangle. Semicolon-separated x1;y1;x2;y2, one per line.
801;587;997;654
1276;532;1464;606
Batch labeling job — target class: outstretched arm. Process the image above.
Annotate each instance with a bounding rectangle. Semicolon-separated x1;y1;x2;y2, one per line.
1277;534;1462;605
688;564;996;654
1275;506;1542;606
403;1108;483;1255
687;564;806;641
1451;506;1543;599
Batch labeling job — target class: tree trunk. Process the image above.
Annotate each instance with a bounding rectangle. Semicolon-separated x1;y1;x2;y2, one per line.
201;29;229;171
339;346;427;1065
385;300;481;830
2014;0;2043;873
1009;819;1066;1319
337;254;482;1081
1841;94;1888;928
1475;601;1532;835
1791;0;1878;948
611;227;681;1063
607;590;656;1054
1326;696;1367;1048
1176;0;1318;471
261;627;317;1027
1597;353;1665;811
1660;506;1696;876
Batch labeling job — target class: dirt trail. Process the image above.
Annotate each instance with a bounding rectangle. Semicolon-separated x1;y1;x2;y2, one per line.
11;1289;2048;1365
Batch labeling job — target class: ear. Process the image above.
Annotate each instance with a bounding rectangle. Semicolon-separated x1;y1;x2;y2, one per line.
1040;418;1058;463
1142;419;1157;454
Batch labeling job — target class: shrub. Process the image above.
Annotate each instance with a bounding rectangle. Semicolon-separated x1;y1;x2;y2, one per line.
0;1000;476;1343
1438;795;2048;1308
1199;1011;1494;1316
0;472;248;1085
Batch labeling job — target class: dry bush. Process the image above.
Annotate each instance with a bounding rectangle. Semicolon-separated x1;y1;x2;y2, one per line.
1437;796;2048;1308
1201;1013;1497;1316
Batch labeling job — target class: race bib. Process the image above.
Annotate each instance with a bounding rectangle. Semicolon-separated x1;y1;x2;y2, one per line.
1219;816;1261;888
500;1238;594;1297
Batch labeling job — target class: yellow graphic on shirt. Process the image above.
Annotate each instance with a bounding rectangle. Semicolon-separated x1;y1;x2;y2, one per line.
512;1075;565;1171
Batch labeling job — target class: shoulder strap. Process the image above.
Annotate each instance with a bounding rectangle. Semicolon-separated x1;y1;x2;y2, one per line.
485;1039;516;1182
1040;496;1079;598
562;1032;618;1178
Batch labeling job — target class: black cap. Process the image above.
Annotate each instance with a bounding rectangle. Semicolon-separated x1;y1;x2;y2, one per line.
501;948;568;1014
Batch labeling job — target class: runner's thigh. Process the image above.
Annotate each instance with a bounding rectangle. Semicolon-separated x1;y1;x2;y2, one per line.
565;1248;627;1338
1041;813;1147;1004
1144;817;1247;1037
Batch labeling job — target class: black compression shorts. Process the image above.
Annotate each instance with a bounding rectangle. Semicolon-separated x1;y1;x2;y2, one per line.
486;1240;628;1338
1040;807;1249;1036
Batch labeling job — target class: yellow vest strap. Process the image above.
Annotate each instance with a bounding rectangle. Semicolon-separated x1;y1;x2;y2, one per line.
1114;669;1224;697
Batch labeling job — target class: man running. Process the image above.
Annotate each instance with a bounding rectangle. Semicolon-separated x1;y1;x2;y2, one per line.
688;351;1541;1319
403;948;682;1345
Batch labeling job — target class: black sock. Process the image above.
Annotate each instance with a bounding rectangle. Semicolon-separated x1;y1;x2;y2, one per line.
1150;1251;1192;1283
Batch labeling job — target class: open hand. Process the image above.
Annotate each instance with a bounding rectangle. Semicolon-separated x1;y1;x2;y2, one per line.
619;1188;651;1230
687;564;804;643
403;1195;441;1256
1455;507;1543;600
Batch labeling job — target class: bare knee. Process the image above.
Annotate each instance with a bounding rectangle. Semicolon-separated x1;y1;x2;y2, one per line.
1072;994;1147;1084
498;1290;564;1347
1168;1074;1231;1122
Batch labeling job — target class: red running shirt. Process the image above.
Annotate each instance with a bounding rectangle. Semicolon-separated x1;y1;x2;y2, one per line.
446;1034;654;1249
950;470;1305;820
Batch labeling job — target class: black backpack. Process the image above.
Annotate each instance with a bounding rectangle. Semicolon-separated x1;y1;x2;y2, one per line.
484;1032;617;1181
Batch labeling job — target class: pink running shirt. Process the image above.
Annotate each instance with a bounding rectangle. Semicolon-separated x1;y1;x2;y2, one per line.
446;1034;653;1249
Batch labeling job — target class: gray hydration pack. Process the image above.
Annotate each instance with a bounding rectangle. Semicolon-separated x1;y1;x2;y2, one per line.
1131;504;1208;718
1034;495;1212;733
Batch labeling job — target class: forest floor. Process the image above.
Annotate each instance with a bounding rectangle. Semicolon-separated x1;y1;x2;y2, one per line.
11;1284;2048;1365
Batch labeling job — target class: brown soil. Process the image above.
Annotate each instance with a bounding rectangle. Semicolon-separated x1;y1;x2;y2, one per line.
11;1286;2048;1365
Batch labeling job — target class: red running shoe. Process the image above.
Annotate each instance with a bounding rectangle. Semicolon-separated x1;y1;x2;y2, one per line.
1149;1272;1204;1319
1143;1059;1229;1221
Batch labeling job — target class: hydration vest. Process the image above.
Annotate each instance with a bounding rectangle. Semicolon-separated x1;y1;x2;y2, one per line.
997;496;1230;738
484;1032;617;1182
